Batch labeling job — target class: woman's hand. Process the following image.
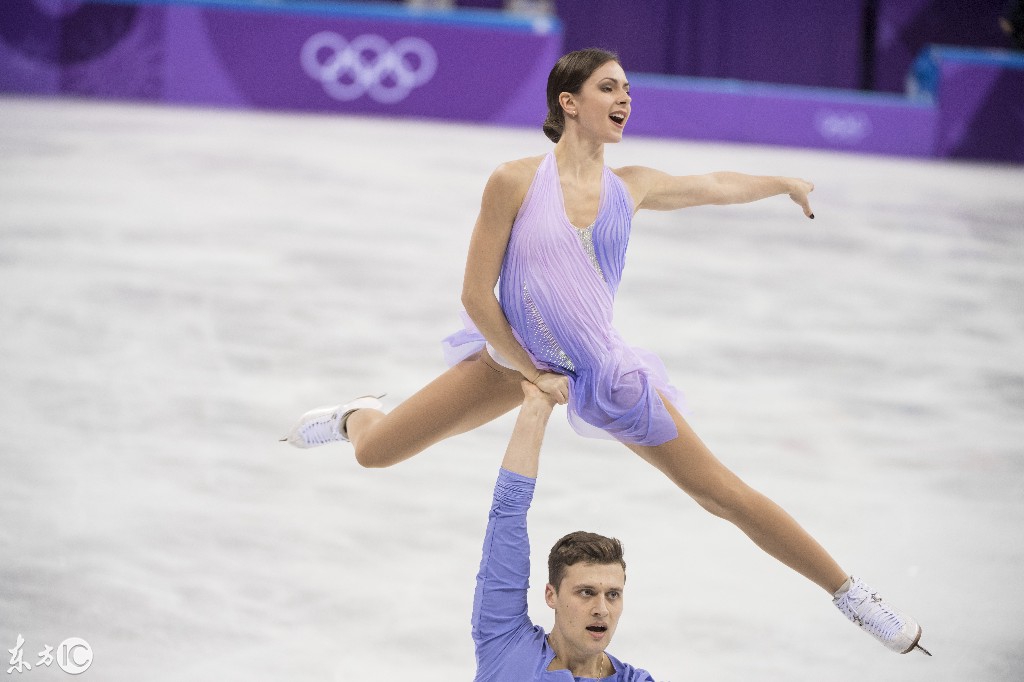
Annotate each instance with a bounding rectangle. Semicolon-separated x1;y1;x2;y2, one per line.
520;380;558;412
787;178;815;219
530;371;569;405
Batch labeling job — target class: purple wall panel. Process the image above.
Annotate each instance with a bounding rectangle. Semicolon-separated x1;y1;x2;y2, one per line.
0;0;562;127
665;0;867;90
456;0;505;8
627;76;936;157
164;6;561;124
186;10;554;121
0;43;62;95
60;6;164;99
163;7;248;107
555;0;674;75
557;0;865;90
874;0;1008;93
934;57;1024;162
0;0;147;95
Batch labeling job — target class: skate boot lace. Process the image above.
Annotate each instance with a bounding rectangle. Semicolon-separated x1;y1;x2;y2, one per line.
841;586;904;642
298;413;340;446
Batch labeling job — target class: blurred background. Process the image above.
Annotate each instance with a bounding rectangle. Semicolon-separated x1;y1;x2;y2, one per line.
2;1;1023;681
2;0;1023;161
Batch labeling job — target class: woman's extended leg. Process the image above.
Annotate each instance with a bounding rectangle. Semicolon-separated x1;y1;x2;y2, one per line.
627;395;848;594
346;351;526;468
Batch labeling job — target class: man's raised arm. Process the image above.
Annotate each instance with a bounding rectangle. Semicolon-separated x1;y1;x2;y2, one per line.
471;382;558;678
501;382;558;477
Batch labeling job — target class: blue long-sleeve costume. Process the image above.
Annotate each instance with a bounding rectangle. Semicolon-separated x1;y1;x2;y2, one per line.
471;468;655;681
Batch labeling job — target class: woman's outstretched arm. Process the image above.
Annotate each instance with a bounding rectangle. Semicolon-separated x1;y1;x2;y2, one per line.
618;166;815;218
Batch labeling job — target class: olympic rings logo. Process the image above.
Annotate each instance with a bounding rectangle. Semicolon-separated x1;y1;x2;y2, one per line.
301;32;438;104
815;110;872;143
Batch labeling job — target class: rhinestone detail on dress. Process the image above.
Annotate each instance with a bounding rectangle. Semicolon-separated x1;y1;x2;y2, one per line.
522;283;575;372
574;224;605;280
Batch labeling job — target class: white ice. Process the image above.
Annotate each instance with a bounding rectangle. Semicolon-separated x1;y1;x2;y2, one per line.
1;96;1022;681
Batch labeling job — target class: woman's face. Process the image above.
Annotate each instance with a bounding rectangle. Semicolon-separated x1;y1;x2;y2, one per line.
565;60;631;143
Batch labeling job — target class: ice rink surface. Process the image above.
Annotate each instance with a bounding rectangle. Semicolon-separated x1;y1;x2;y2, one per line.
1;95;1023;680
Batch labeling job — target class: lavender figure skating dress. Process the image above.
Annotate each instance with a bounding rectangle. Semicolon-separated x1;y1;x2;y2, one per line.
444;152;683;446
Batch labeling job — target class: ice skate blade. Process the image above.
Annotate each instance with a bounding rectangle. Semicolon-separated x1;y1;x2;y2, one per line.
901;626;931;656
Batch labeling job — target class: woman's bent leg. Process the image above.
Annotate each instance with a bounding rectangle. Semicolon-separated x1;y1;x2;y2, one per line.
627;396;848;594
347;351;526;468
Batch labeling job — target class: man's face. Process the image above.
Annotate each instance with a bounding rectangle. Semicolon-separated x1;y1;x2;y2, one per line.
545;562;625;657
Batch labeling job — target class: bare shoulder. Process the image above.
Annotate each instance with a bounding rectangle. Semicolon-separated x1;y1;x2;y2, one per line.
489;155;545;191
610;165;669;210
611;164;665;185
481;155;545;213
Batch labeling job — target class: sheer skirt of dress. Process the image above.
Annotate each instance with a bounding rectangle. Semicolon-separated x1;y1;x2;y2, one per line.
441;307;686;446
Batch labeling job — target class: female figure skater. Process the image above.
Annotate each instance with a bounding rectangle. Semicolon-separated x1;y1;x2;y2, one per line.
283;49;929;656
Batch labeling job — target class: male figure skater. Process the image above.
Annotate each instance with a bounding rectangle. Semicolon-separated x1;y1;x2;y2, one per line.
472;381;655;680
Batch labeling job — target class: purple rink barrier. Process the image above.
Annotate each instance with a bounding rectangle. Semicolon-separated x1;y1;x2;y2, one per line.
0;0;563;125
626;75;936;158
910;46;1024;164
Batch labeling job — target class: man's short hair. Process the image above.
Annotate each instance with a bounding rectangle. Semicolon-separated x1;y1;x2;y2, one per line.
547;531;626;591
